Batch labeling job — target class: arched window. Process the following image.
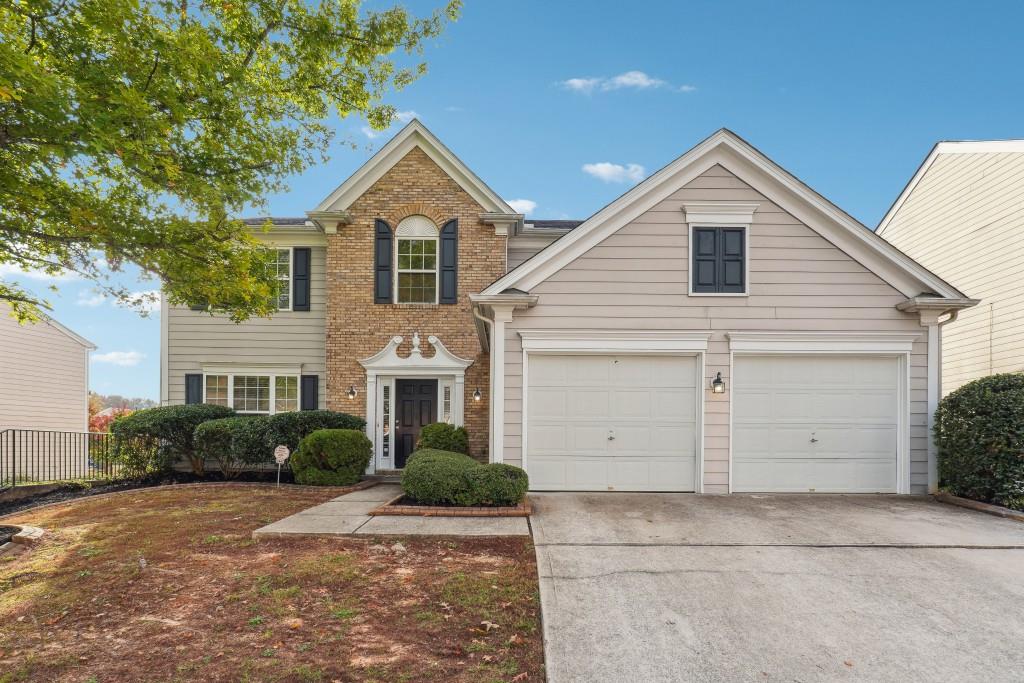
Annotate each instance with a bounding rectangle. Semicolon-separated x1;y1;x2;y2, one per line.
394;215;438;303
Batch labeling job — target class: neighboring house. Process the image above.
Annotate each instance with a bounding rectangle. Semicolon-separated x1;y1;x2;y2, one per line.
162;121;976;494
0;304;95;432
878;140;1024;394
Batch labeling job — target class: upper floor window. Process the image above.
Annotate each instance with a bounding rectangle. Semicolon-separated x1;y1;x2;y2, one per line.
395;215;438;304
273;248;292;310
689;226;747;295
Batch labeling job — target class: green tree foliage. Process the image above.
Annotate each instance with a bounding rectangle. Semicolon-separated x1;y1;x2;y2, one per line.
0;0;460;320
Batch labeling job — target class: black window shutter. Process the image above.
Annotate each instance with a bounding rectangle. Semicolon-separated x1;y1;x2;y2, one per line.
185;374;203;404
718;228;745;293
374;219;393;303
292;247;311;311
692;227;745;294
300;375;319;410
439;218;458;304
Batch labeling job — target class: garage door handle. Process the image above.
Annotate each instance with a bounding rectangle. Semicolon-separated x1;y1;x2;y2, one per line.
607;431;616;441
810;437;818;443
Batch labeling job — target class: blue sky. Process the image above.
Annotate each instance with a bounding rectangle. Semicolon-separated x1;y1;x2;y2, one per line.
11;0;1024;400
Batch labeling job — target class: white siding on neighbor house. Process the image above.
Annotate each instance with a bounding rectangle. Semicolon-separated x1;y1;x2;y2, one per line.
0;308;91;431
880;150;1024;394
165;242;327;406
503;165;930;494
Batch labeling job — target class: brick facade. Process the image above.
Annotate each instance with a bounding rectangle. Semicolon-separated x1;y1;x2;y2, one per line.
325;146;506;458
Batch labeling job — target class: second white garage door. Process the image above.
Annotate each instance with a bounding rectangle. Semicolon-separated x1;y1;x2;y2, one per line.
732;355;900;493
526;354;698;491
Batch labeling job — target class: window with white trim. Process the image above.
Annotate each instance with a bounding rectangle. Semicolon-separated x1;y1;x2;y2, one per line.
273;248;292;310
442;384;452;423
203;373;299;414
395;215;438;304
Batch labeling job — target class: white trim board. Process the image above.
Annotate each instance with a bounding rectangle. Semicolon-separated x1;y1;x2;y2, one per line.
484;128;965;300
877;139;1024;235
725;331;921;354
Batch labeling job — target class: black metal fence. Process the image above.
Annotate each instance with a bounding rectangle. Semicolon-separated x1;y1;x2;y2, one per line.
0;429;124;489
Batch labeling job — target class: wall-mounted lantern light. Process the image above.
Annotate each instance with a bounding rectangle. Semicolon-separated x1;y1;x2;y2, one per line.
347;385;358;399
711;372;726;394
473;387;482;402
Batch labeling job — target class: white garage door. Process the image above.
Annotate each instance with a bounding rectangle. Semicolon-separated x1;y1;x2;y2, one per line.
526;354;698;491
733;355;900;493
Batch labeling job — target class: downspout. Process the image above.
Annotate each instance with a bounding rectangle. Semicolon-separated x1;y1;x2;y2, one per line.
472;306;495;458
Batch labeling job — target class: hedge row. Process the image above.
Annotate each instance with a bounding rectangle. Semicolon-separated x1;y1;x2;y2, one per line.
401;448;528;507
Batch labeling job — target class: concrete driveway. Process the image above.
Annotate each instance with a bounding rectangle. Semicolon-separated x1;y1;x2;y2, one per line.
530;493;1024;682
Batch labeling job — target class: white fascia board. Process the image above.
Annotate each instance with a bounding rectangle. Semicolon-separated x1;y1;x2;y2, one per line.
520;330;711;353
312;119;514;215
486;129;965;301
726;331;921;354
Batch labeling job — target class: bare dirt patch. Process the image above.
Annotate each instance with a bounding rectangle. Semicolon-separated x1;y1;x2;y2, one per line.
0;485;543;682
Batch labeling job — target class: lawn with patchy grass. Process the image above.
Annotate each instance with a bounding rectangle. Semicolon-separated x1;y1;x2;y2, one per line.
0;486;543;682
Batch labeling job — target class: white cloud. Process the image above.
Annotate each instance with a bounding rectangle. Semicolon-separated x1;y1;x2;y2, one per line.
361;110;419;139
559;71;695;95
121;289;161;313
582;162;646;184
76;291;107;307
561;77;603;94
506;199;537;215
604;70;665;90
92;350;145;367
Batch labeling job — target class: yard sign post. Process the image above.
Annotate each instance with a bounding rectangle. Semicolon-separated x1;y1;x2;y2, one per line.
274;445;290;488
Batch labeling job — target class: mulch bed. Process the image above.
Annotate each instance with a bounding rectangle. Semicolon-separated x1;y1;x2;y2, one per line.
0;485;543;682
370;495;531;518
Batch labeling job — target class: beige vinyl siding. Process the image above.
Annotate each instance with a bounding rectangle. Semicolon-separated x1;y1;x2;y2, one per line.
165;244;327;406
0;308;91;431
507;234;563;271
503;165;930;493
881;151;1024;393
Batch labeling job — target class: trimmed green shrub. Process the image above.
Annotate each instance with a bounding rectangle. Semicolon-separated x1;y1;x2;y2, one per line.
291;429;372;486
194;416;273;479
111;404;235;475
469;463;529;506
935;373;1024;510
401;449;480;505
401;448;529;506
265;410;366;453
418;423;469;455
104;433;165;480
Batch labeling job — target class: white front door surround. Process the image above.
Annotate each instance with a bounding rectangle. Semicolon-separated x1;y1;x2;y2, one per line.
358;333;473;472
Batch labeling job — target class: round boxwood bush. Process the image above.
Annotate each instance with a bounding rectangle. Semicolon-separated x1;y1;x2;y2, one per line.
401;449;480;505
935;373;1024;510
418;423;469;455
194;416;273;479
469;463;529;506
401;448;529;506
265;410;365;453
290;429;372;486
111;404;235;475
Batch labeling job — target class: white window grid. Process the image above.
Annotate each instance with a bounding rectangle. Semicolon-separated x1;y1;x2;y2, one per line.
203;373;300;414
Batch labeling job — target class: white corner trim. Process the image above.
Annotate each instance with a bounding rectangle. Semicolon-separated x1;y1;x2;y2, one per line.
726;331;921;354
682;201;759;225
312;120;513;215
358;333;474;375
519;330;711;353
160;289;169;405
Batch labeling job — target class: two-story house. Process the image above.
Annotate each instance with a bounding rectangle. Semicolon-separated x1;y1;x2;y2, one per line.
162;121;975;494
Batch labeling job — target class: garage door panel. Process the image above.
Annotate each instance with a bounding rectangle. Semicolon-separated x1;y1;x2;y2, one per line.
527;354;697;492
733;355;899;493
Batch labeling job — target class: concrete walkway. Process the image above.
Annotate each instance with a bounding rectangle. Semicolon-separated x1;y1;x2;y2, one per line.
532;492;1024;683
253;483;529;538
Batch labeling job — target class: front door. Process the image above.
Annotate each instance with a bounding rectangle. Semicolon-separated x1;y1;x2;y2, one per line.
394;379;437;468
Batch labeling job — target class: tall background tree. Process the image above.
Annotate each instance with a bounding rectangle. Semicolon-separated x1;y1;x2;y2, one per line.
0;0;460;321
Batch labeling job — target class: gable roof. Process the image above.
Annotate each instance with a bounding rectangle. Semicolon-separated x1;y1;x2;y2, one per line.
484;128;966;300
312;119;516;216
3;303;96;350
876;139;1024;236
